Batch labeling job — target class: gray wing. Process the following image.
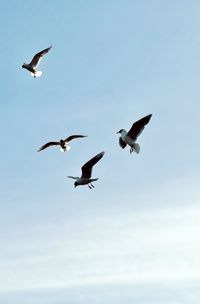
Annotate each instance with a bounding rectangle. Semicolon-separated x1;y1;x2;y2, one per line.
81;151;105;178
64;135;87;143
119;137;127;149
30;46;52;68
67;176;79;180
37;141;59;152
127;114;152;140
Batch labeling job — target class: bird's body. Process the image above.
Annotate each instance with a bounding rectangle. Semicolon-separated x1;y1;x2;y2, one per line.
59;139;69;152
75;177;99;186
117;114;152;154
37;135;87;152
22;46;52;77
68;151;105;189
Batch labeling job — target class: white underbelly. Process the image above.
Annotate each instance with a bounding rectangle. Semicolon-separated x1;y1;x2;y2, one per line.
60;145;71;152
123;135;135;146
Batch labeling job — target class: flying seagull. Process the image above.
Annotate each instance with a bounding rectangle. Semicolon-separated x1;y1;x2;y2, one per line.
117;114;152;154
37;134;87;152
22;46;52;77
68;151;105;189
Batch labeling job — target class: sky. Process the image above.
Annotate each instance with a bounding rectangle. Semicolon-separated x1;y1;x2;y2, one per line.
0;0;200;303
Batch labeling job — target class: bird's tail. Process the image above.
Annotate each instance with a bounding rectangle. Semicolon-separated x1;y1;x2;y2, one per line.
31;71;42;77
132;143;140;154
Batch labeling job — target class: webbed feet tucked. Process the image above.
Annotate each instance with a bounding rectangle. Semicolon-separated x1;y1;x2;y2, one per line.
88;183;95;189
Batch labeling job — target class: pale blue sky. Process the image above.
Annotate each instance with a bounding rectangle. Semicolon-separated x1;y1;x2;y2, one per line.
0;1;200;303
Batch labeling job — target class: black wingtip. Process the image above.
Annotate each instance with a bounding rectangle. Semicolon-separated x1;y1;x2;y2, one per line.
45;45;52;53
96;151;105;159
146;114;153;122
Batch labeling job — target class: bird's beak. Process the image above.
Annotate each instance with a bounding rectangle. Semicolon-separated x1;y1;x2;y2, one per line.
117;131;120;134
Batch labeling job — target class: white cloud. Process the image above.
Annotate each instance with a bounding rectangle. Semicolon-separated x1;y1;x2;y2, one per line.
0;202;200;295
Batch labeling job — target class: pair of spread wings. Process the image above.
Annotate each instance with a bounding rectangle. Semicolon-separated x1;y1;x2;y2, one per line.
68;151;105;179
119;114;152;149
37;135;87;152
29;46;52;68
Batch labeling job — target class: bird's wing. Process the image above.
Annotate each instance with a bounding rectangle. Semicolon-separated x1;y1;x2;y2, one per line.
67;176;79;180
127;114;152;140
37;141;59;152
81;151;105;178
119;137;127;149
64;135;87;143
30;46;52;68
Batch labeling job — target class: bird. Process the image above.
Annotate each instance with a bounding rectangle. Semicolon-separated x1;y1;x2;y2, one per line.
68;151;105;189
37;134;87;152
22;46;52;77
117;114;152;154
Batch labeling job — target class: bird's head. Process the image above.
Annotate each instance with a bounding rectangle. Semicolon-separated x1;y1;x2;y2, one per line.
22;63;26;69
117;129;124;134
74;181;79;188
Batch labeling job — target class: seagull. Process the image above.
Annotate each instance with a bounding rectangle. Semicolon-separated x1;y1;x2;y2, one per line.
117;114;152;154
68;151;105;189
22;46;52;77
37;134;87;152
